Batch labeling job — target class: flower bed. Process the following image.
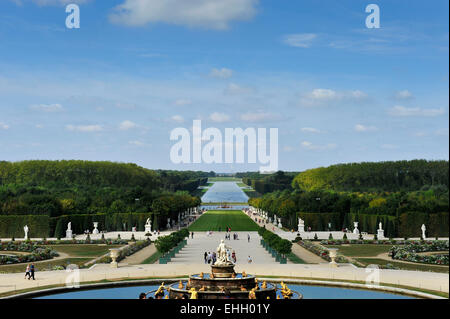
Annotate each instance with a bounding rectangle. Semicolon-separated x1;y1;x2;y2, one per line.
389;241;449;265
0;242;59;265
319;239;438;246
298;240;348;263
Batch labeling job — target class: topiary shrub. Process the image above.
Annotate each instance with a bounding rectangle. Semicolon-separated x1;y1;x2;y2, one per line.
343;233;348;240
328;233;333;240
314;233;318;240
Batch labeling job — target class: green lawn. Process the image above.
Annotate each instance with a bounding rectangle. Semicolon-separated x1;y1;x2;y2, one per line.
188;210;260;231
355;258;449;273
287;253;306;264
141;251;163;264
46;244;123;257
0;258;92;273
324;244;393;257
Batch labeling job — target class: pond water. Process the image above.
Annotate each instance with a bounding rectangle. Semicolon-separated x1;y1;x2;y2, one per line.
201;182;249;203
35;284;413;299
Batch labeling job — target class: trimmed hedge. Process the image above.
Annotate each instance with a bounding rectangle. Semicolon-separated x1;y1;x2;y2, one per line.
154;229;189;253
258;227;292;255
52;213;153;238
0;215;49;238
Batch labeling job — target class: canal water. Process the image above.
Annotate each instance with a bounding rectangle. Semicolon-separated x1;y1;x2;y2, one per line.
201;182;249;204
35;284;413;299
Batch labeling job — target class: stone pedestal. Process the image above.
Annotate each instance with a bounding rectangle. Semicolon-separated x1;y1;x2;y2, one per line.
92;222;99;235
145;225;151;233
110;248;120;268
66;230;73;239
377;229;385;239
328;248;338;267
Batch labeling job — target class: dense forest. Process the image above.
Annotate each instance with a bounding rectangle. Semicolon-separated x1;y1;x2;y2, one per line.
292;160;448;192
249;160;449;237
240;171;297;194
0;160;207;237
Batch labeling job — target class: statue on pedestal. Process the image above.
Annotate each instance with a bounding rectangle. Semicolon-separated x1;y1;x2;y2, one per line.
66;222;73;239
215;240;233;266
298;218;305;232
353;222;359;234
92;222;99;234
145;218;152;233
421;224;426;239
23;225;29;240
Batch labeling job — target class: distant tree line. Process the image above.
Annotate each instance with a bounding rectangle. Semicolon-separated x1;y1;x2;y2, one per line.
248;160;449;237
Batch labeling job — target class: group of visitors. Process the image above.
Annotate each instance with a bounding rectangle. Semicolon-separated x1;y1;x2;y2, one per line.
24;263;35;280
204;251;217;264
206;230;213;236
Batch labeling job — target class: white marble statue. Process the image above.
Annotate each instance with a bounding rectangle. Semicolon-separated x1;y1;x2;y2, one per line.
215;240;233;266
66;222;73;239
298;218;305;232
145;218;152;233
23;225;29;240
421;224;426;239
92;222;99;234
353;222;359;234
377;222;384;239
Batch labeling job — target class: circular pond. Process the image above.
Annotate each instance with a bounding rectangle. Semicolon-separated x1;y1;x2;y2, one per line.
34;283;414;299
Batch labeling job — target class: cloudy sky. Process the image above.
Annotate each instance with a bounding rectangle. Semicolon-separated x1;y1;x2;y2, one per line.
0;0;448;172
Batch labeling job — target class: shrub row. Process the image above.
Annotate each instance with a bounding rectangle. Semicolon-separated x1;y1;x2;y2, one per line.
258;227;292;255
0;215;49;238
155;229;190;253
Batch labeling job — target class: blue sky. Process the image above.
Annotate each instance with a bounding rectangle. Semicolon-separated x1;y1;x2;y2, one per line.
0;0;448;173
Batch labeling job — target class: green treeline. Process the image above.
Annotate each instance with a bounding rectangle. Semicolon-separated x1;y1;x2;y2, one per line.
239;171;297;194
292;160;448;192
249;160;449;237
0;160;206;237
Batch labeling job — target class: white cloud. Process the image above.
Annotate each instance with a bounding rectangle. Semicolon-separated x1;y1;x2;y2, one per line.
394;90;413;100
354;124;378;132
0;122;10;130
31;0;91;6
240;112;278;122
109;0;259;30
301;141;337;151
283;146;294;152
225;83;253;95
388;105;445;117
119;120;138;131
171;115;185;123
35;124;44;129
300;88;368;107
174;99;192;106
30;103;63;112
283;33;317;48
128;140;150;147
381;144;398;150
209;112;231;123
301;127;322;134
210;68;233;79
66;124;103;132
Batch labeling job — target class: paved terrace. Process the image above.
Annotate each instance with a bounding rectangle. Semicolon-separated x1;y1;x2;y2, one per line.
0;262;448;297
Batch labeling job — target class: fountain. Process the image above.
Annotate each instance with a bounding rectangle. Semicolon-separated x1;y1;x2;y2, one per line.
146;240;302;299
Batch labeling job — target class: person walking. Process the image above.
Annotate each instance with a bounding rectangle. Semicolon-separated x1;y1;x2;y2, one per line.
204;251;208;264
247;234;250;242
247;256;252;264
191;232;194;239
24;264;30;279
29;263;35;280
231;251;236;263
